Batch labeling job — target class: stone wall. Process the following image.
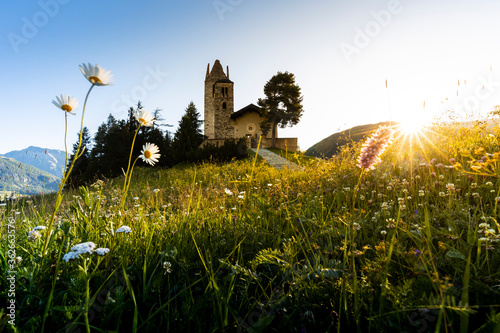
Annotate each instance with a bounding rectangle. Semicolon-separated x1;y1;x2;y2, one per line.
261;137;298;151
213;82;234;138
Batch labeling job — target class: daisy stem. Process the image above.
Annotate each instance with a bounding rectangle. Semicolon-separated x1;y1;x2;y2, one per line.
40;84;95;262
120;125;142;213
120;157;140;214
63;112;69;178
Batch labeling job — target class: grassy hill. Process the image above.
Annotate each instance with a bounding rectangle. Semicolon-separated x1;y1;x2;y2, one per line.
0;155;60;195
3;120;500;332
305;121;395;158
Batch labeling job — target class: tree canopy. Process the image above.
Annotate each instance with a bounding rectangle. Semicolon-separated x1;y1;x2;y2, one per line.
257;71;304;147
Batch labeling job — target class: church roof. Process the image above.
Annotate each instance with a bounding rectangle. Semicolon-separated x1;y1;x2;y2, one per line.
230;103;262;119
206;59;232;82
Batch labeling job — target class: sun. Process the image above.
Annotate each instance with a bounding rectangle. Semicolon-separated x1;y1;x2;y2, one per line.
397;112;429;135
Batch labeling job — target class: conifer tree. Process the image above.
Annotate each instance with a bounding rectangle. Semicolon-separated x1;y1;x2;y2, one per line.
66;127;92;187
171;102;204;163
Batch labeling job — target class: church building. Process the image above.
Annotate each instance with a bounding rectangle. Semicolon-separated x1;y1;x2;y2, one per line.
202;59;297;150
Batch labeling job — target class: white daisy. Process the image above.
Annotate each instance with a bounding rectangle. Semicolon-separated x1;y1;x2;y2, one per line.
139;143;160;166
79;63;113;86
52;94;79;113
116;226;132;234
134;109;155;127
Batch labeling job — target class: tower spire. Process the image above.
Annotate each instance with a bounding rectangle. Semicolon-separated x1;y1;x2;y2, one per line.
205;63;210;80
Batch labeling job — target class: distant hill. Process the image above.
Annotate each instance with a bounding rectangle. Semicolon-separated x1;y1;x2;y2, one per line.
2;146;66;178
305;121;395;158
0;156;60;195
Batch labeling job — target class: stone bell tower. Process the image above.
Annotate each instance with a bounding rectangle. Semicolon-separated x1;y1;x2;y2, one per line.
204;60;234;139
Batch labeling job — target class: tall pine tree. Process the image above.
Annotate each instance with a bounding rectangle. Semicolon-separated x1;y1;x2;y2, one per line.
171;102;204;163
66;127;92;187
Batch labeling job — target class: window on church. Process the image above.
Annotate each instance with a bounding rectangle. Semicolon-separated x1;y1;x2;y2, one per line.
212;84;215;97
225;87;228;96
222;102;226;110
221;87;225;97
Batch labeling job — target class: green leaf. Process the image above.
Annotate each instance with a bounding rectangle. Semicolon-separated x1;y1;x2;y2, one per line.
446;250;466;261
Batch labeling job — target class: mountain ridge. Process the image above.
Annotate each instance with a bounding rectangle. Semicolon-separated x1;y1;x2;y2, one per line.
0;155;60;196
2;146;66;178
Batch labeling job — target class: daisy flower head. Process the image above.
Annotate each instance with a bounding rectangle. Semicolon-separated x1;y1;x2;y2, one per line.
79;63;113;86
140;143;160;166
52;94;79;114
134;109;155;127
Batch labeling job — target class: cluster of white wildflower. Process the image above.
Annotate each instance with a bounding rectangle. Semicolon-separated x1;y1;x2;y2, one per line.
95;248;110;256
28;225;47;241
116;226;132;234
386;218;396;228
163;261;173;275
33;226;47;231
63;242;94;262
28;230;41;241
63;241;110;262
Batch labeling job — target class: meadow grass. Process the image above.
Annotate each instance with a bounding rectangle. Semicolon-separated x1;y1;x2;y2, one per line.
1;121;500;332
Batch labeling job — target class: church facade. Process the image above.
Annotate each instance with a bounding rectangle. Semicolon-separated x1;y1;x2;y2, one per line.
202;59;297;150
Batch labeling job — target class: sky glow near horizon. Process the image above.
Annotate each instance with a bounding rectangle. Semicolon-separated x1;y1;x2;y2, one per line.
2;0;500;154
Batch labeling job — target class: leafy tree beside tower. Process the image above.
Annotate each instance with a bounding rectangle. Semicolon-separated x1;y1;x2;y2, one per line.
258;71;304;147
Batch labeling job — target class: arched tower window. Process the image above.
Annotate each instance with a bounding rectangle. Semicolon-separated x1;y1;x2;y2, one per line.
225;87;228;96
221;87;225;97
212;84;215;97
222;102;227;110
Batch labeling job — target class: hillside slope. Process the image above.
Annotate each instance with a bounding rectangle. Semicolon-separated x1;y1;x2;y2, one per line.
0;155;60;195
2;146;66;178
305;121;395;158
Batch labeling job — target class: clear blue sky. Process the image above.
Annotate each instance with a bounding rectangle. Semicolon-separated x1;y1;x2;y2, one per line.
2;0;500;154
